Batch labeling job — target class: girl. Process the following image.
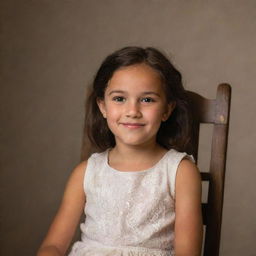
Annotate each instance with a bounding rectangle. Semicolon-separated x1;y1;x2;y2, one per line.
38;47;203;256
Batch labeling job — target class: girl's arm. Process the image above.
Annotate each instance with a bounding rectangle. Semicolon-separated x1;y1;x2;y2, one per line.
37;161;87;256
174;159;203;256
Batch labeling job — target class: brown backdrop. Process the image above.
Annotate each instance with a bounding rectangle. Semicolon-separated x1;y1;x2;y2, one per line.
1;1;256;255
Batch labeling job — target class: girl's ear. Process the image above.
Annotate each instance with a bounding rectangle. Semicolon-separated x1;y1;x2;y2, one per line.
97;98;107;118
162;102;176;121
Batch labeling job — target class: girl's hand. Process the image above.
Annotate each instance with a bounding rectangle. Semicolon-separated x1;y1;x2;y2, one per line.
174;159;203;256
37;161;87;256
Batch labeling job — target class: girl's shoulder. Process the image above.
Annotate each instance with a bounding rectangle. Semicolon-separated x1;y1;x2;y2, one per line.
168;148;197;178
87;150;108;165
89;150;108;158
166;148;195;164
175;153;200;193
70;160;88;183
75;160;88;171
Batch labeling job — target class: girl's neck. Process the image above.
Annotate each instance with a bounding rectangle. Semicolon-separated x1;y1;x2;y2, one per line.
108;143;168;172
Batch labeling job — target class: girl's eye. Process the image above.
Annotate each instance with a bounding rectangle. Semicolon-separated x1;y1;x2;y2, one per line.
113;96;125;102
141;97;155;103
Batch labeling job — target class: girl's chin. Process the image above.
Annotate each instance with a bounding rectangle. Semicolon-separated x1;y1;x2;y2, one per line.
115;138;157;148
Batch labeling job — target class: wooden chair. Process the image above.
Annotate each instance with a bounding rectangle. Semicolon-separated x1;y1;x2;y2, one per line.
186;83;231;256
81;83;232;256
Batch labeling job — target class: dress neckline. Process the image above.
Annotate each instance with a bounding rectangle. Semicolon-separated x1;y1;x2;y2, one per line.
104;148;172;174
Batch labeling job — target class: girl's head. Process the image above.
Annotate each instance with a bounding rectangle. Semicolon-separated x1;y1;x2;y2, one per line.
85;46;191;152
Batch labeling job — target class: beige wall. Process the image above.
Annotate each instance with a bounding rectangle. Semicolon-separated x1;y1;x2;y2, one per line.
1;1;255;255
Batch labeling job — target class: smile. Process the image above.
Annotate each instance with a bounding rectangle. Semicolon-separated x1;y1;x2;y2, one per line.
120;123;145;129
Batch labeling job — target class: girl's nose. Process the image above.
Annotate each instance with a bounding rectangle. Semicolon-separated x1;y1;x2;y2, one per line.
125;101;142;118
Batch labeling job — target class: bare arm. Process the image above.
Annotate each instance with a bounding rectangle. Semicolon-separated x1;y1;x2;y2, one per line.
174;159;203;256
37;161;87;256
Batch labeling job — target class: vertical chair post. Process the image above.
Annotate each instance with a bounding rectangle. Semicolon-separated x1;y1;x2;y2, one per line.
203;84;231;256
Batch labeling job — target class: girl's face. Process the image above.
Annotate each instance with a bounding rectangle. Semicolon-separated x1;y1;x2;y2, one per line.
97;64;175;149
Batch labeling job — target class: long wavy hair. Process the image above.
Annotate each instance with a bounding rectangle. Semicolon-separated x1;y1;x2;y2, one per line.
84;46;192;154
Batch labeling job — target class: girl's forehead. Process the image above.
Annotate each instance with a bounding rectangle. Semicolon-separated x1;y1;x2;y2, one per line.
112;63;160;78
107;64;164;91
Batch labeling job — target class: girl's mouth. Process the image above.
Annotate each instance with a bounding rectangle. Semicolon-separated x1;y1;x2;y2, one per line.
120;123;145;129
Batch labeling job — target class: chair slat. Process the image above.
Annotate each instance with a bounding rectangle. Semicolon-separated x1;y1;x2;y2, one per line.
201;172;210;181
202;203;208;225
187;91;216;123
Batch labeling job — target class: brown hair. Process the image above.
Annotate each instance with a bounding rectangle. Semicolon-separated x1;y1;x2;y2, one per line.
84;46;192;153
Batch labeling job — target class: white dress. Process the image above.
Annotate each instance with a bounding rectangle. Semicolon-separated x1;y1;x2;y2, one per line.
69;149;193;256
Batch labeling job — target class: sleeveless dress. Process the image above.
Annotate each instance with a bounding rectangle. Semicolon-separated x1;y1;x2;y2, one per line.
69;149;193;256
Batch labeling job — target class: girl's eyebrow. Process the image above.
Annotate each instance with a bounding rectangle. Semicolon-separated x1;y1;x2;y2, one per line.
108;90;125;95
108;90;161;97
142;91;161;97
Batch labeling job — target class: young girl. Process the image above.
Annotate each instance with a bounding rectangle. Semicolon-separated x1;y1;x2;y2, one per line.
38;47;203;256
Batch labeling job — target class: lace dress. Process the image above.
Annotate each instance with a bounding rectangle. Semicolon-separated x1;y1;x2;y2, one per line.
69;149;193;256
